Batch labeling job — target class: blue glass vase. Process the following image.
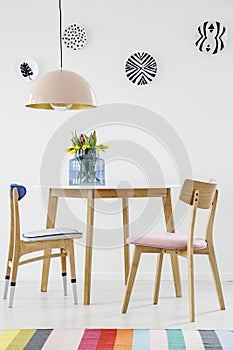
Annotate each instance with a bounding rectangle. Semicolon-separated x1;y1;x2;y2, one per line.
69;149;105;186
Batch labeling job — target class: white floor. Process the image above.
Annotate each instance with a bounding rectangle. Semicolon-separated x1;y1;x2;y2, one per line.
0;279;232;330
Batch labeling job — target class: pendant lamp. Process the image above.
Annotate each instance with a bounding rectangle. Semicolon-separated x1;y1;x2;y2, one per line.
25;0;96;111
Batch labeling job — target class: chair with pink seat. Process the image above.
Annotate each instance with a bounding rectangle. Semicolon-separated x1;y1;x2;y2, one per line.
121;178;225;322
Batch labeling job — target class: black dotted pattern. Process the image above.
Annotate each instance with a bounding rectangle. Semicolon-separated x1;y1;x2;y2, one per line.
125;52;157;85
62;24;87;50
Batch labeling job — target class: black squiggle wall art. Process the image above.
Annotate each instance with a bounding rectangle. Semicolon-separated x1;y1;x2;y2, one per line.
195;21;227;55
62;24;87;50
125;52;157;85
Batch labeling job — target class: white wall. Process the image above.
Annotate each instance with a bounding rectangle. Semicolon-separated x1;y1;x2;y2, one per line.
0;0;233;282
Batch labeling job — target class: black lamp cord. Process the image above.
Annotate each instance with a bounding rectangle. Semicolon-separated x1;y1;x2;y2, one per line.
59;0;63;71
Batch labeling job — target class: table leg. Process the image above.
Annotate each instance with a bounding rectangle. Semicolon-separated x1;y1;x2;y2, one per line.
84;189;95;305
162;188;182;297
41;190;58;292
122;198;130;285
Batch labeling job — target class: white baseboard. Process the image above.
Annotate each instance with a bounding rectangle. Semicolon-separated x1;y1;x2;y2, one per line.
89;272;233;282
1;272;233;282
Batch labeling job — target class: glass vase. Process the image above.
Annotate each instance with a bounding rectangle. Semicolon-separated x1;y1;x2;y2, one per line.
69;149;105;186
69;153;80;185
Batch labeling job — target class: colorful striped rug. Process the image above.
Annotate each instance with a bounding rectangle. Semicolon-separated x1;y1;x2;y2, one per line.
0;329;232;349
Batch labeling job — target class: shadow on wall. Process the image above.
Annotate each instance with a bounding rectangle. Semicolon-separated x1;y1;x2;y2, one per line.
39;103;192;249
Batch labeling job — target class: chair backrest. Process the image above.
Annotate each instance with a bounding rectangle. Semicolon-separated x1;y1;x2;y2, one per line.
179;179;217;209
179;179;218;244
9;184;27;243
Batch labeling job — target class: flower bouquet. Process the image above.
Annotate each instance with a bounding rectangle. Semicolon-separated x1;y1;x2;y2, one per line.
66;130;108;185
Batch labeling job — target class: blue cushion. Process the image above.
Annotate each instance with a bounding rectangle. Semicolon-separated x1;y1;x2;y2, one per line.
10;184;27;201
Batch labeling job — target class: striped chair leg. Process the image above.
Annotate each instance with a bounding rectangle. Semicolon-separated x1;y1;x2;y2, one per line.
68;241;78;304
71;279;78;305
62;272;67;296
8;282;16;308
8;253;19;308
3;276;10;299
61;249;67;296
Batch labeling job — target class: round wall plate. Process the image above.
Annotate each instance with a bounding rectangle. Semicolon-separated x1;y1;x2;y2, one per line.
125;51;157;85
195;21;227;55
62;24;87;50
14;57;39;82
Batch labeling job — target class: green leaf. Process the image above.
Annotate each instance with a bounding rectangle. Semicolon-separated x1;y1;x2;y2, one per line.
84;133;89;145
93;130;97;146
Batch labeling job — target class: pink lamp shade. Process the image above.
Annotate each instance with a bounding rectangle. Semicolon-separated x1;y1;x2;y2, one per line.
25;70;96;110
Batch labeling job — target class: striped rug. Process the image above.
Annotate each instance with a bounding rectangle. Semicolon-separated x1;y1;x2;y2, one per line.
0;329;232;349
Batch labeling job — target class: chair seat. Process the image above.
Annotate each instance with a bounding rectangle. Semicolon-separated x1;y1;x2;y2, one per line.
127;232;207;250
22;227;83;242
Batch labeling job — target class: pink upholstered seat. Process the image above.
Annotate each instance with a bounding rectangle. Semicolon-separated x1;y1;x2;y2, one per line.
127;232;207;250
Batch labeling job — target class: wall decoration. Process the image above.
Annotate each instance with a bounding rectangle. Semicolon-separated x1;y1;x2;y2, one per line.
14;58;39;82
125;52;157;85
195;21;227;55
62;24;87;50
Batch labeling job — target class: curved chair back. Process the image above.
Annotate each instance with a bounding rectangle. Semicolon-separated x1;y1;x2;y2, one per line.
10;184;27;243
3;184;28;307
179;179;217;209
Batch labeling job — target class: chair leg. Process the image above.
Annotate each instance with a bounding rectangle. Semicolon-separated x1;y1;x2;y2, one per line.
153;253;163;304
9;283;16;308
61;249;67;296
41;249;51;292
71;281;78;305
68;241;78;305
208;248;225;310
3;240;14;299
3;276;10;299
170;254;182;298
188;254;195;322
62;274;67;297
121;246;142;313
8;253;20;308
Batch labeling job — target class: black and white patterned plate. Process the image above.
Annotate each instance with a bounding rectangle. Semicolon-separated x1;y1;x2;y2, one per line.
62;24;87;50
125;52;157;85
195;21;227;55
14;57;39;82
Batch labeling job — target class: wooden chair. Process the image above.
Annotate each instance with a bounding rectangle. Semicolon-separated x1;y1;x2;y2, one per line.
3;184;82;307
121;179;225;322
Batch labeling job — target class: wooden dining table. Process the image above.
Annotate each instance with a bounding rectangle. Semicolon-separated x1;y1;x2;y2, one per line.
41;186;181;305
